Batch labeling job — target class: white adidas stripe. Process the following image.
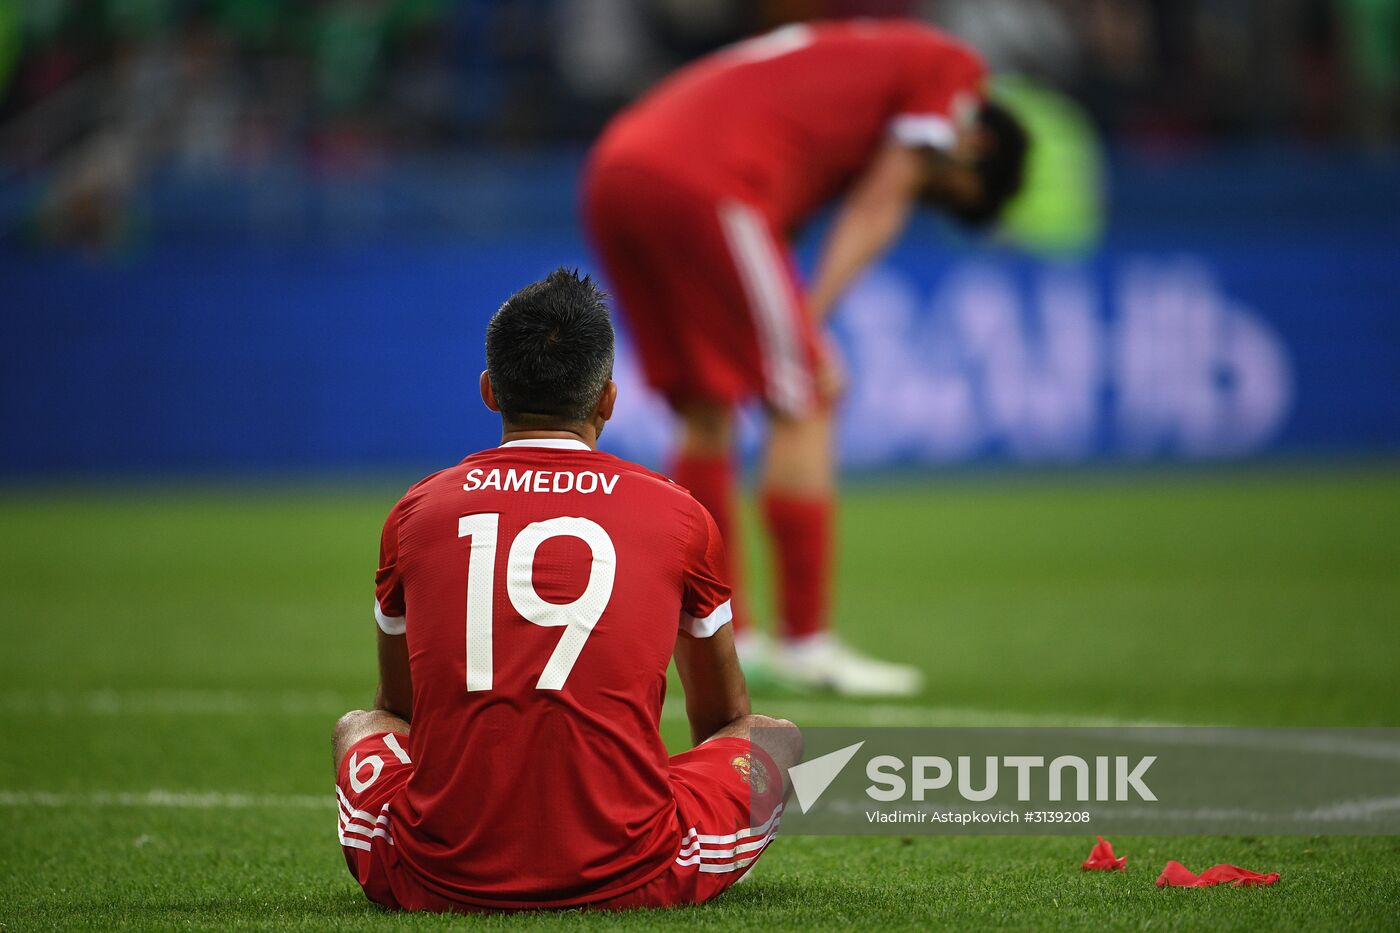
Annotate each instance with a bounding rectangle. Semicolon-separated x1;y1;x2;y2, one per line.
694;803;783;844
334;785;381;824
338;831;371;851
337;817;389;838
675;804;784;869
337;821;394;848
676;822;781;869
335;786;394;849
685;834;775;860
336;798;388;828
697;852;765;874
718;199;813;415
338;819;394;844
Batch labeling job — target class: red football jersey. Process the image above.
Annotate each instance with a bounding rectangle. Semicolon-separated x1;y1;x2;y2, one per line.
591;19;986;232
372;438;733;908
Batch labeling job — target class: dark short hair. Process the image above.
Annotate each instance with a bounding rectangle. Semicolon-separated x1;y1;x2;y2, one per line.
955;101;1030;228
485;268;615;424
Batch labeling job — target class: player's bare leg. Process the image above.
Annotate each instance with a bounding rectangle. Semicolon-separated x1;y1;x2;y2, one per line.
761;408;924;697
677;402;733;458
672;402;767;667
333;708;410;771
762;408;835;495
701;713;804;797
698;713;801;886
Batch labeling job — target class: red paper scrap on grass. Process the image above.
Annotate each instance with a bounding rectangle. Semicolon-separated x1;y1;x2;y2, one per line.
1081;836;1127;871
1156;860;1281;888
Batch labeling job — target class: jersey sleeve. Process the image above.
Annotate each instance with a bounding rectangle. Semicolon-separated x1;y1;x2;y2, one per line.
678;501;733;638
374;500;406;635
888;42;986;151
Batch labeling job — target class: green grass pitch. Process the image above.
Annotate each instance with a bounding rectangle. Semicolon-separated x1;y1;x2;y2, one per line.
2;463;1399;930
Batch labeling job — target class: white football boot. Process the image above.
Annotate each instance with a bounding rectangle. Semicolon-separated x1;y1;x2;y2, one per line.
733;629;790;693
771;633;924;697
733;629;773;670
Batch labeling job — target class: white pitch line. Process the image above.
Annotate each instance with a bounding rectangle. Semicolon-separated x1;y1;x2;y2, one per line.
0;689;356;717
5;790;1396;828
0;689;1176;729
816;797;1400;826
1101;800;1400;824
717;699;1185;729
10;691;1399;760
0;790;328;810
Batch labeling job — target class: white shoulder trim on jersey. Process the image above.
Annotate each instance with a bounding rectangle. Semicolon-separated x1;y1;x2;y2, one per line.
889;113;957;150
498;438;591;451
374;599;406;636
680;600;733;638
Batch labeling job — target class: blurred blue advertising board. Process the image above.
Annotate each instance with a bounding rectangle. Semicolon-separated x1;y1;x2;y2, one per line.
2;150;1397;475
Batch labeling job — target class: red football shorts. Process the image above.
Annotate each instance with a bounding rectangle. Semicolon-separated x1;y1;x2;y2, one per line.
336;733;785;912
582;163;822;417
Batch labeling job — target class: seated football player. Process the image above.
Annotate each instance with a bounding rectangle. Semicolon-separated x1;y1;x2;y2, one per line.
331;269;803;912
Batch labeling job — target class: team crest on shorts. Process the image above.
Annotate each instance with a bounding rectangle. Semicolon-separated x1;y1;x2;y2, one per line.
731;753;770;794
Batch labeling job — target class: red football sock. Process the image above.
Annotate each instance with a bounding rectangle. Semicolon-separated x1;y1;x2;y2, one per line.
760;491;832;641
671;452;749;632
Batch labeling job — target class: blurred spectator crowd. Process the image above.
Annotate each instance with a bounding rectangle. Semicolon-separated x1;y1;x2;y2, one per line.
5;0;1399;157
0;0;1395;245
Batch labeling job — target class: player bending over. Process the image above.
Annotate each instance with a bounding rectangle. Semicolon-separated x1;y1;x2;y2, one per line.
584;19;1028;695
332;270;802;912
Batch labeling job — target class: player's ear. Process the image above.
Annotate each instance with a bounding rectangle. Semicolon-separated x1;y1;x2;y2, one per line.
595;379;618;424
480;371;501;413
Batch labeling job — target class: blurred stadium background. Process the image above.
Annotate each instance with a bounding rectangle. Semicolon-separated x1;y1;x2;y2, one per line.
2;0;1398;471
2;2;1399;929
